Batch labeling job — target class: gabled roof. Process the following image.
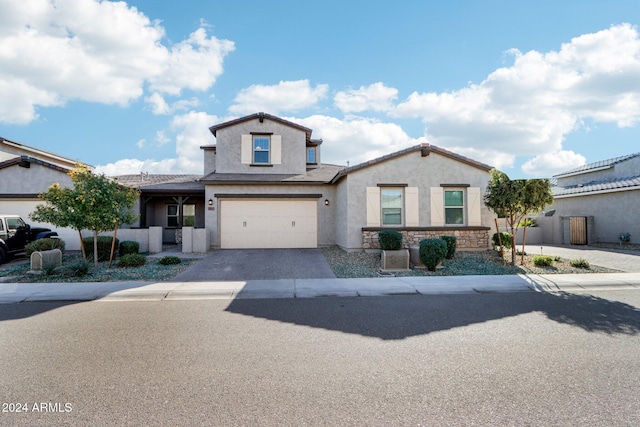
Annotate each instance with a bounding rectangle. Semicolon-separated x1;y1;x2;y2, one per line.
0;155;71;173
553;152;640;178
553;175;640;197
199;164;343;185
331;143;492;182
1;137;86;168
209;112;314;142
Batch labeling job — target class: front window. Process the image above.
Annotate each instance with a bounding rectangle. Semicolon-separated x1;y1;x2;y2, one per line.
183;204;195;226
445;190;464;225
381;188;403;226
307;147;316;164
253;136;270;164
167;205;179;227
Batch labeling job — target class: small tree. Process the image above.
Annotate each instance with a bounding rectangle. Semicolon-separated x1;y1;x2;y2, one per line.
484;169;553;266
31;164;139;266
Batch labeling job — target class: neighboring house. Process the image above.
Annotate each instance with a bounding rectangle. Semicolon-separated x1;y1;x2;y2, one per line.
548;152;640;245
201;112;494;250
0;137;81;249
113;174;205;244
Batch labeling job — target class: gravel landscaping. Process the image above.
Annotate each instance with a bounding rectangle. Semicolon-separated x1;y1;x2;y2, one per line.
0;253;195;283
320;246;619;278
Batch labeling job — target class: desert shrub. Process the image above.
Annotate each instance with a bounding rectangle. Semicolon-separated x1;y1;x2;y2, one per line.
440;235;457;259
518;218;537;228
419;239;448;271
119;241;140;256
492;232;513;249
554;256;562;262
58;258;91;277
83;236;119;262
570;258;590;269
117;253;146;268
159;255;181;265
25;238;66;256
533;255;554;267
378;230;403;250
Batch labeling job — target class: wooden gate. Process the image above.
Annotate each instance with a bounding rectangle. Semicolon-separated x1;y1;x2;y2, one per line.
570;216;588;245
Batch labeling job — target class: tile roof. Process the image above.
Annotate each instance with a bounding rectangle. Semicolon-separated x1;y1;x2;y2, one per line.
553;175;640;197
553;152;640;178
113;174;204;192
332;143;492;182
200;164;343;185
209;112;313;141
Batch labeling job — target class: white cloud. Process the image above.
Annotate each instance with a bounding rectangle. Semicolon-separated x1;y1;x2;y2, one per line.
136;139;146;149
392;23;640;175
0;0;234;124
155;131;171;145
95;111;218;175
521;150;586;177
145;92;200;115
294;115;427;166
334;82;398;113
229;80;328;115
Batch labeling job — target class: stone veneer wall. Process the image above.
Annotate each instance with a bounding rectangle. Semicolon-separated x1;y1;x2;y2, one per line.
362;227;490;250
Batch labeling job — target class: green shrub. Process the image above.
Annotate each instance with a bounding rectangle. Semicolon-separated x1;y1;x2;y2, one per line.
570;258;590;269
533;255;554;267
419;239;448;271
58;258;91;277
83;236;119;262
378;230;403;250
25;238;66;256
119;241;140;256
518;218;537;228
117;253;147;268
159;255;182;265
492;232;512;249
440;235;457;259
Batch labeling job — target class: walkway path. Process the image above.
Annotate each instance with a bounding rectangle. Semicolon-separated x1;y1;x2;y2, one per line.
524;245;640;272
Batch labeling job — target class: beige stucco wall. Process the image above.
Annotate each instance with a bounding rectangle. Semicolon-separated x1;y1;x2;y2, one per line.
205;184;336;248
214;118;308;175
335;149;492;250
0;162;72;194
549;189;640;244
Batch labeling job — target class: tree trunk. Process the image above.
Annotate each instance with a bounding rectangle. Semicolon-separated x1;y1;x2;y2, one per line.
93;229;99;267
510;214;516;267
494;218;504;258
78;229;86;260
109;222;118;268
521;225;528;265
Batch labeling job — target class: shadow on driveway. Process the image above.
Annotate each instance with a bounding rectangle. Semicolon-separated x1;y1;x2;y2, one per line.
168;248;336;282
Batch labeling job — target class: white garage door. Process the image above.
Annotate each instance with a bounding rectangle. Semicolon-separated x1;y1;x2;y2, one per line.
220;200;317;249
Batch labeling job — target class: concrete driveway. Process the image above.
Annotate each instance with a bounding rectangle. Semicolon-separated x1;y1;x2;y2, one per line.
168;248;337;282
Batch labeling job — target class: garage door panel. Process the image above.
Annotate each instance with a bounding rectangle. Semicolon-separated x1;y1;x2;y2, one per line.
220;200;317;249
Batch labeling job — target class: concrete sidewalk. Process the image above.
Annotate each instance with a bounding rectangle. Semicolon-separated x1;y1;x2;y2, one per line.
1;273;639;303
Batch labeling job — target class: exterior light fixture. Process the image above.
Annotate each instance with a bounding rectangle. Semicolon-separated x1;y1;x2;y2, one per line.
324;199;329;206
208;199;213;206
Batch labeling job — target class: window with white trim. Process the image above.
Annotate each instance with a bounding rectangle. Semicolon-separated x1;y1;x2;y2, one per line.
307;147;316;164
381;188;403;226
444;190;464;225
253;136;270;164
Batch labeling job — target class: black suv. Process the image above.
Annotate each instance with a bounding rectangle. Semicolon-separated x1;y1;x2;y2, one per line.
0;215;58;264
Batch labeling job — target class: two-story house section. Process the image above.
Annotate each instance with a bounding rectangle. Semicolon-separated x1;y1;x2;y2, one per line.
201;112;494;251
203;112;342;249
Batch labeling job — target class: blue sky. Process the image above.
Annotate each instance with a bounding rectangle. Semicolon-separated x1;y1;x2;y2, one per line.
1;0;639;178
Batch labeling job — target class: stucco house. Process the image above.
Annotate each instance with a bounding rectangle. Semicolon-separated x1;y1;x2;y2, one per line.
547;152;640;245
0;137;82;249
198;112;494;251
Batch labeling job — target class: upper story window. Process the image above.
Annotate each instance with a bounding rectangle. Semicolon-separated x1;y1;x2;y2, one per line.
253;136;270;164
381;188;403;226
444;190;464;225
307;147;316;164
